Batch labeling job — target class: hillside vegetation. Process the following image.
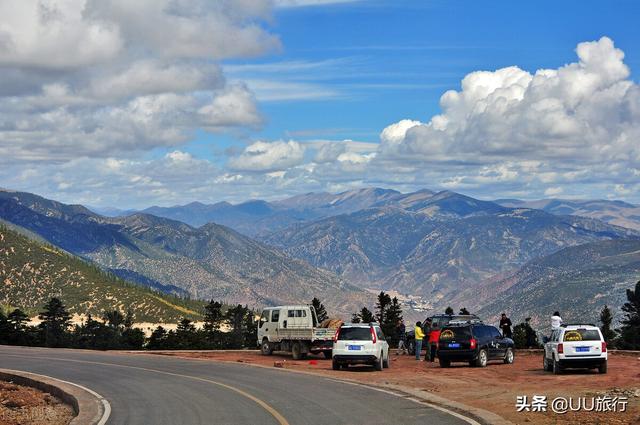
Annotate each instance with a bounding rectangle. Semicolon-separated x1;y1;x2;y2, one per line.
0;225;204;322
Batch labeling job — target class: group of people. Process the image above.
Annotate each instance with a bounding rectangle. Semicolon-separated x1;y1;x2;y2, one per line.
394;311;563;357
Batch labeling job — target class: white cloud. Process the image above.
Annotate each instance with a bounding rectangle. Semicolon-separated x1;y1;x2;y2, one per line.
229;140;306;171
274;0;360;7
544;187;563;196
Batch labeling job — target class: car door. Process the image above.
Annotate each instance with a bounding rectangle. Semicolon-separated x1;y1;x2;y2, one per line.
376;326;388;358
489;326;506;358
546;329;558;360
258;309;270;341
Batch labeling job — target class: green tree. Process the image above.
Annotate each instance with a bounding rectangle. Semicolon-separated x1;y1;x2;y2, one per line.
203;300;224;348
311;297;328;323
445;306;454;315
121;327;145;350
7;309;31;345
618;280;640;350
375;291;392;324
0;309;10;345
358;307;375;323
382;297;403;345
512;323;527;349
243;309;258;348
350;313;361;323
103;310;125;329
38;298;71;347
226;305;249;349
175;318;199;349
147;326;168;350
599;305;617;344
459;307;470;315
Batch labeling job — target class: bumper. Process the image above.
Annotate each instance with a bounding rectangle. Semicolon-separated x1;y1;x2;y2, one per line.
559;357;606;368
437;349;476;361
333;354;377;364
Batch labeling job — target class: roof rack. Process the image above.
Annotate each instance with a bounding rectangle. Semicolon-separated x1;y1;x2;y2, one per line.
560;323;597;328
447;319;484;326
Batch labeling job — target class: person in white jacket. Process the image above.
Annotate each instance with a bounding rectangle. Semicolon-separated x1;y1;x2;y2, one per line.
551;311;563;330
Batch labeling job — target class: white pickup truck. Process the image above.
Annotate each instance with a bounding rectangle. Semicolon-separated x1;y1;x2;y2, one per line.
257;305;336;359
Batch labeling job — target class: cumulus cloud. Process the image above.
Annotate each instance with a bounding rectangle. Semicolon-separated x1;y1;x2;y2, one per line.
0;0;277;159
229;140;306;171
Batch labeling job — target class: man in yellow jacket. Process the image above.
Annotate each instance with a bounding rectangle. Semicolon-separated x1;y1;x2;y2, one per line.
414;321;425;361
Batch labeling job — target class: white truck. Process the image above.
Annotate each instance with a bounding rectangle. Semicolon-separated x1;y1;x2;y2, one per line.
257;305;336;360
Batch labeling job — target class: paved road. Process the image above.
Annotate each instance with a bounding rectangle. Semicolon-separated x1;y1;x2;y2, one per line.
0;346;472;425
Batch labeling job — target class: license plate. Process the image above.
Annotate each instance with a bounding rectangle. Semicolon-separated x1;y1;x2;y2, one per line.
576;346;590;352
448;343;460;348
348;345;362;351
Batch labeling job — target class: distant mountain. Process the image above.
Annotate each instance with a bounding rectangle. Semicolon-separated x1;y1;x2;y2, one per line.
0;190;366;316
264;201;639;299
472;239;640;327
0;224;204;322
496;198;640;231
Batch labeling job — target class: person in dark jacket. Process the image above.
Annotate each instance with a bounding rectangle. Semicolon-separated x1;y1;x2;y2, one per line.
396;320;407;355
499;313;513;339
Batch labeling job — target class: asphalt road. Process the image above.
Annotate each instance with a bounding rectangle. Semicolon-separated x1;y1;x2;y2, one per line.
0;346;472;425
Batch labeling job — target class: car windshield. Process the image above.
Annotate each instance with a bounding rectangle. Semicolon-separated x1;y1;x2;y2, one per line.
563;329;601;342
338;327;372;341
439;327;471;340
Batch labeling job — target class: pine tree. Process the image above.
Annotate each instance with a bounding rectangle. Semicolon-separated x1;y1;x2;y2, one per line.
459;307;470;315
350;313;361;323
243;309;258;348
0;309;9;345
7;309;30;345
147;326;168;350
359;307;375;323
382;297;403;345
226;305;247;349
203;300;224;348
38;298;71;347
176;318;198;349
445;306;454;315
618;280;640;350
103;310;125;329
311;298;328;323
375;292;391;324
599;305;617;344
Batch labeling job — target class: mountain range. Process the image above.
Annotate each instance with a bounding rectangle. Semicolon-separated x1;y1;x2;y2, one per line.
0;189;366;316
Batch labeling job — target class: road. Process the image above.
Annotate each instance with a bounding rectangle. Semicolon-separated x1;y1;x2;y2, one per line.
0;346;473;425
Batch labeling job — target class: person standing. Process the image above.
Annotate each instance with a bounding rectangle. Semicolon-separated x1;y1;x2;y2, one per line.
396;320;407;355
499;313;513;339
551;311;563;330
414;321;425;361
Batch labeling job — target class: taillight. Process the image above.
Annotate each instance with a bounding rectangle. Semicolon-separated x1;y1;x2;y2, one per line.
333;327;341;343
370;327;377;343
602;342;607;352
558;343;564;354
470;338;477;349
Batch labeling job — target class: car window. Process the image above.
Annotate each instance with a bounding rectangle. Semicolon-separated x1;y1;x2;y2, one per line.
259;310;270;328
271;310;280;322
563;329;601;342
440;327;471;340
375;327;385;341
489;326;502;339
338;327;372;341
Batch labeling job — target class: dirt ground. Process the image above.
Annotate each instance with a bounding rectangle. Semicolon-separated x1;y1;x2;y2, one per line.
0;381;73;425
147;350;640;425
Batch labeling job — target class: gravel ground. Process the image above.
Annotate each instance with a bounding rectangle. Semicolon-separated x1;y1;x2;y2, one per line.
0;381;73;425
145;350;640;425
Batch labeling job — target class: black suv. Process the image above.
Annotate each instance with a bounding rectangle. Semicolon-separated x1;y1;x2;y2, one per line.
406;314;481;355
437;323;515;367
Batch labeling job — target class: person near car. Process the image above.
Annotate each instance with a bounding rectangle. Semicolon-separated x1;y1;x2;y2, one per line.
499;313;513;339
426;319;439;362
414;321;425;361
551;311;563;330
396;320;407;355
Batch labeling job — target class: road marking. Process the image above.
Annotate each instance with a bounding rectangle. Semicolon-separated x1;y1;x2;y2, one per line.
0;354;289;425
0;369;111;425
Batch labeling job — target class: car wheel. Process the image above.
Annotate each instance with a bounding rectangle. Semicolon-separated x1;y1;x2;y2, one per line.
374;353;383;371
383;353;390;369
261;339;273;356
332;360;340;370
292;342;302;360
439;358;451;368
598;361;607;374
503;348;514;364
475;349;488;367
553;358;563;375
323;350;332;359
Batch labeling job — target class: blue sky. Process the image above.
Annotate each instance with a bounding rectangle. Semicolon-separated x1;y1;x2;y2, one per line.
0;0;639;207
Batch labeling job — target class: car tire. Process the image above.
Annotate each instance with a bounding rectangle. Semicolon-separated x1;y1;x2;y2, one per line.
598;361;607;374
439;358;451;368
332;360;340;370
292;342;302;360
503;348;514;364
261;339;273;356
553;358;563;375
374;354;383;371
475;349;488;367
323;350;332;359
383;354;390;369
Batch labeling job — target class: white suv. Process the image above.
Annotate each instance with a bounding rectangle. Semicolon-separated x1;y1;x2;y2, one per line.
543;324;607;374
332;323;390;371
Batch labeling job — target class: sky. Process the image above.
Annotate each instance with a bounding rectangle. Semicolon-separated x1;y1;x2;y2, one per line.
0;0;639;208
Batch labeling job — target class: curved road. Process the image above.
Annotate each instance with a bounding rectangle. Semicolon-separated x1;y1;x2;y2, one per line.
0;346;472;425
